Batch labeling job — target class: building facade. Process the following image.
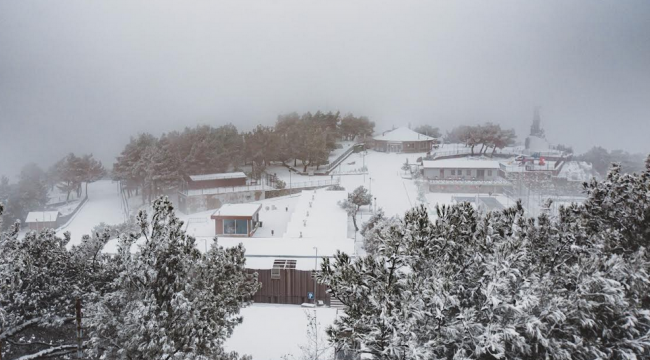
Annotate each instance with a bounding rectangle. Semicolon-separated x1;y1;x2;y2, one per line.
373;127;436;153
211;203;262;237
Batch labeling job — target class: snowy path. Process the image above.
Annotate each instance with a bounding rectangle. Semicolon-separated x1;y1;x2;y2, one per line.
338;151;423;218
58;180;125;248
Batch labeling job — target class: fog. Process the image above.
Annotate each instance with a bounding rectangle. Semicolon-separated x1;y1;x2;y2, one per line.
1;0;649;179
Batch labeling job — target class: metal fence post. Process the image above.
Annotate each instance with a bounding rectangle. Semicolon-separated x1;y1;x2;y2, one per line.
76;298;82;358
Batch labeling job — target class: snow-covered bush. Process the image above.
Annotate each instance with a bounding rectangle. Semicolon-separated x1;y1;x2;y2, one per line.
319;157;650;360
275;179;287;189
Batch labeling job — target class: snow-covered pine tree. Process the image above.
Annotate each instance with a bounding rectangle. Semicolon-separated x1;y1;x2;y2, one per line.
85;196;259;359
319;160;650;360
0;210;112;359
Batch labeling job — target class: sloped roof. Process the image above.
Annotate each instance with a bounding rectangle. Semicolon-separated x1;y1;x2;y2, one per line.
25;211;59;223
189;172;247;181
373;127;435;142
211;203;262;217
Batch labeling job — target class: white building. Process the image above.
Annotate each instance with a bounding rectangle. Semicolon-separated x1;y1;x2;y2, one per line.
422;159;501;180
422;158;512;193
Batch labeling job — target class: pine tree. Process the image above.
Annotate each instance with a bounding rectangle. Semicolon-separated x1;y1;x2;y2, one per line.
320;158;650;359
86;196;259;359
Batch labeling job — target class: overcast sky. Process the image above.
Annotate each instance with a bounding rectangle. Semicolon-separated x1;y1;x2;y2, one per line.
1;1;649;179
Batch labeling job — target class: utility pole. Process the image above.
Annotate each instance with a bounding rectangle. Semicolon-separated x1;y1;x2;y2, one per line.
313;247;318;305
76;298;82;359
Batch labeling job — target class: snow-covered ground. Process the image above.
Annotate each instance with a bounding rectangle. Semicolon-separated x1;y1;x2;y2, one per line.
337;151;423;217
57;180;126;248
267;150;424;218
225;304;340;360
181;194;301;239
284;190;347;238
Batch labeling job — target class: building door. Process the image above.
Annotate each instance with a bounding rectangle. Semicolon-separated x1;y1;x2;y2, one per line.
477;169;485;180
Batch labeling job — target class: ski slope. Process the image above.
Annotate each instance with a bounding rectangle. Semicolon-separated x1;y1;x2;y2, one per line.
57;180;126;248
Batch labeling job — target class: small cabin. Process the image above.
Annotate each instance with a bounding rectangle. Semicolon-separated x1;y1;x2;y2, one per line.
25;211;60;232
211;203;262;237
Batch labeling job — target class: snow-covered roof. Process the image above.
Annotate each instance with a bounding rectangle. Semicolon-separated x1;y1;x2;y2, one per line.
212;203;262;217
189;172;247;181
373;127;435;142
25;211;59;223
422;159;501;169
210;237;354;259
103;236;355;260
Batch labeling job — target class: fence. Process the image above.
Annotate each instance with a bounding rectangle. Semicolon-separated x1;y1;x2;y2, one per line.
181;178;340;197
285;178;340;189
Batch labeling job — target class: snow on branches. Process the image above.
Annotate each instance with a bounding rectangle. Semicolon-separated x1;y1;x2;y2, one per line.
319;161;650;359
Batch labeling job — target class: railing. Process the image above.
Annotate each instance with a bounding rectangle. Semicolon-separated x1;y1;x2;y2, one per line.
327;145;357;172
284;178;340;189
425;178;513;186
181;178;340;196
119;181;130;222
182;184;269;196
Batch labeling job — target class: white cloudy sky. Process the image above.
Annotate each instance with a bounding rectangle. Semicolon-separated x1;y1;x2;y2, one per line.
1;0;649;178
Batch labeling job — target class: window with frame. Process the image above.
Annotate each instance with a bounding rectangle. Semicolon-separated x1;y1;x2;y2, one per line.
223;219;248;235
451;169;456;175
466;169;471;176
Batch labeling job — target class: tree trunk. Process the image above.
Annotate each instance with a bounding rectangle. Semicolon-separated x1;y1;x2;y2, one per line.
351;213;358;232
470;145;475;155
85;182;89;198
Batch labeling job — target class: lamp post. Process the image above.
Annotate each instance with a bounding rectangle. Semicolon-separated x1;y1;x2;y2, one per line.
374;197;377;213
313;247;318;305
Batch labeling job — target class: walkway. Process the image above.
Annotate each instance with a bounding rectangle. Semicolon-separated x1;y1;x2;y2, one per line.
57;180;125;248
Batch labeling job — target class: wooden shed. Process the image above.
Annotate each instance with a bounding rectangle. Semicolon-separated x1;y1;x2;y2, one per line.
211;203;262;237
183;172;247;191
25;211;60;232
246;260;331;305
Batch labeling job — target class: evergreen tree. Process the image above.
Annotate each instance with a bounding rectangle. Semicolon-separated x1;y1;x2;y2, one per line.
86;197;259;359
320;159;650;359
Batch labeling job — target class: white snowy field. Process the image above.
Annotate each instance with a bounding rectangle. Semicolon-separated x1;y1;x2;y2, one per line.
337;151;424;217
267;150;424;218
225;304;340;360
57;180;126;248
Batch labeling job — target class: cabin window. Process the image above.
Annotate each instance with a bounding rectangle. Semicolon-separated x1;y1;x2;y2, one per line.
466;170;471;176
223;219;248;235
451;169;456;175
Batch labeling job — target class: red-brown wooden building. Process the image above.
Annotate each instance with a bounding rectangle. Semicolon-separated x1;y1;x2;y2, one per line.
211;203;262;237
183;172;247;191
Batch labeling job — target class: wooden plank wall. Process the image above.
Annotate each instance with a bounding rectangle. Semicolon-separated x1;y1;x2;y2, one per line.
248;269;331;305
